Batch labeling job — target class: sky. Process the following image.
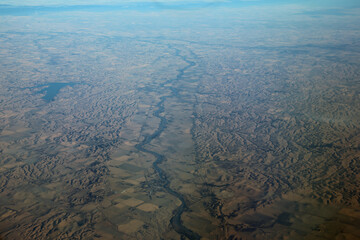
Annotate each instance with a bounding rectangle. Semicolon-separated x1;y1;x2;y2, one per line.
1;0;360;8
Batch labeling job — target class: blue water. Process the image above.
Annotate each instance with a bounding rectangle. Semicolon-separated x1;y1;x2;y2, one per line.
36;83;75;102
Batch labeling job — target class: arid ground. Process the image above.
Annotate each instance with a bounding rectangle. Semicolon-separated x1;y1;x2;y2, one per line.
0;1;360;239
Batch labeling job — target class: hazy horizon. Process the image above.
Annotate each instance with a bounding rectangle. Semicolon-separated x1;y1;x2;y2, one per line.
1;0;359;239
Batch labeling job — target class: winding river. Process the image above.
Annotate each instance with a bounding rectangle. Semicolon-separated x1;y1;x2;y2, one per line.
135;45;200;240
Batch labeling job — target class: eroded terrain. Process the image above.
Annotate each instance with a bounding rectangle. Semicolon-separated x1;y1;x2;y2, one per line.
0;2;360;240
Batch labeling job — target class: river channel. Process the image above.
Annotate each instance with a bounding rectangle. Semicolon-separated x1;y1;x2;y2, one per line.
135;45;200;240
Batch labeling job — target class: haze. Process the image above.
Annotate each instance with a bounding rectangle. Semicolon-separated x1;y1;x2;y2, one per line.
0;0;359;239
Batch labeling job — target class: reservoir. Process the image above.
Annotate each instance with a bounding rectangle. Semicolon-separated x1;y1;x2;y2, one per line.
36;82;75;102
